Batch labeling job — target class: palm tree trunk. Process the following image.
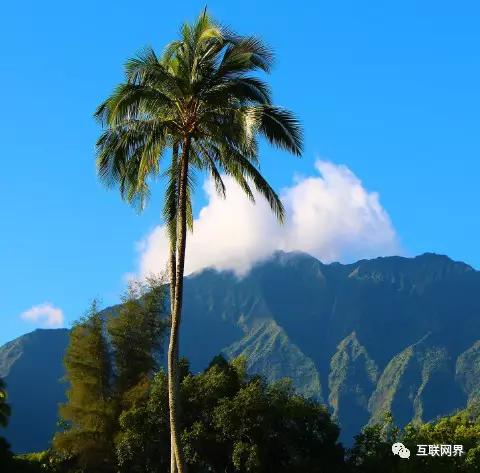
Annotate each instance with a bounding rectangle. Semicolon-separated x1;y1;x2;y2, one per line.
169;249;178;473
167;137;190;473
169;142;179;473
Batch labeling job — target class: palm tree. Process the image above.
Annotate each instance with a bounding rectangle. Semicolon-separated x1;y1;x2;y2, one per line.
0;378;11;428
94;10;303;472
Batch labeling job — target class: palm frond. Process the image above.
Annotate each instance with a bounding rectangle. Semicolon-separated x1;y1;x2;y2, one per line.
251;105;303;156
162;41;183;66
124;46;185;100
194;141;226;198
217;36;275;77
219;142;285;223
199;76;272;106
95;119;170;213
94;83;175;127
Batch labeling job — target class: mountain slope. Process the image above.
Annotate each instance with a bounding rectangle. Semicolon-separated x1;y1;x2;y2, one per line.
0;329;69;453
328;332;379;440
223;319;322;400
1;251;480;453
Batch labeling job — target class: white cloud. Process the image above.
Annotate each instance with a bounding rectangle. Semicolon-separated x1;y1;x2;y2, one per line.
20;303;64;328
132;160;401;278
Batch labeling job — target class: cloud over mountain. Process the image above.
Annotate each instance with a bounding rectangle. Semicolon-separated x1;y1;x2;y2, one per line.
132;160;401;277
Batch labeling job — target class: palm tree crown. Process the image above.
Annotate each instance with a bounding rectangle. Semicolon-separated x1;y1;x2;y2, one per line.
94;12;302;243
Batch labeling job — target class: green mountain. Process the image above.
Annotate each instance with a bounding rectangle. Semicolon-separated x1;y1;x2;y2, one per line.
0;328;69;453
1;251;480;453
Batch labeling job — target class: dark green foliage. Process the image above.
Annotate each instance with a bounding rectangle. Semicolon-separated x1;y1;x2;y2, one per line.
0;378;14;469
11;450;61;472
116;355;346;473
0;377;11;428
347;409;480;472
347;412;401;473
0;436;13;465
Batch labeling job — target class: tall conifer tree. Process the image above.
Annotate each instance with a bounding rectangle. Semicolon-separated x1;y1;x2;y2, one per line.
53;300;116;472
108;275;169;405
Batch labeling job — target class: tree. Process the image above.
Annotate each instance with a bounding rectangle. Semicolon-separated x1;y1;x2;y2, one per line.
108;275;169;406
12;451;61;472
347;408;480;473
0;378;13;470
94;10;303;472
52;301;117;472
116;355;346;473
400;409;480;473
347;412;401;473
0;378;11;428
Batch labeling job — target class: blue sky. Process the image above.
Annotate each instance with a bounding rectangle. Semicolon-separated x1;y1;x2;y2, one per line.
1;0;479;345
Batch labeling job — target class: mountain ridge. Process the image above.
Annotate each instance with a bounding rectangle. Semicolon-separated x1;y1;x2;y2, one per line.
1;251;479;452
